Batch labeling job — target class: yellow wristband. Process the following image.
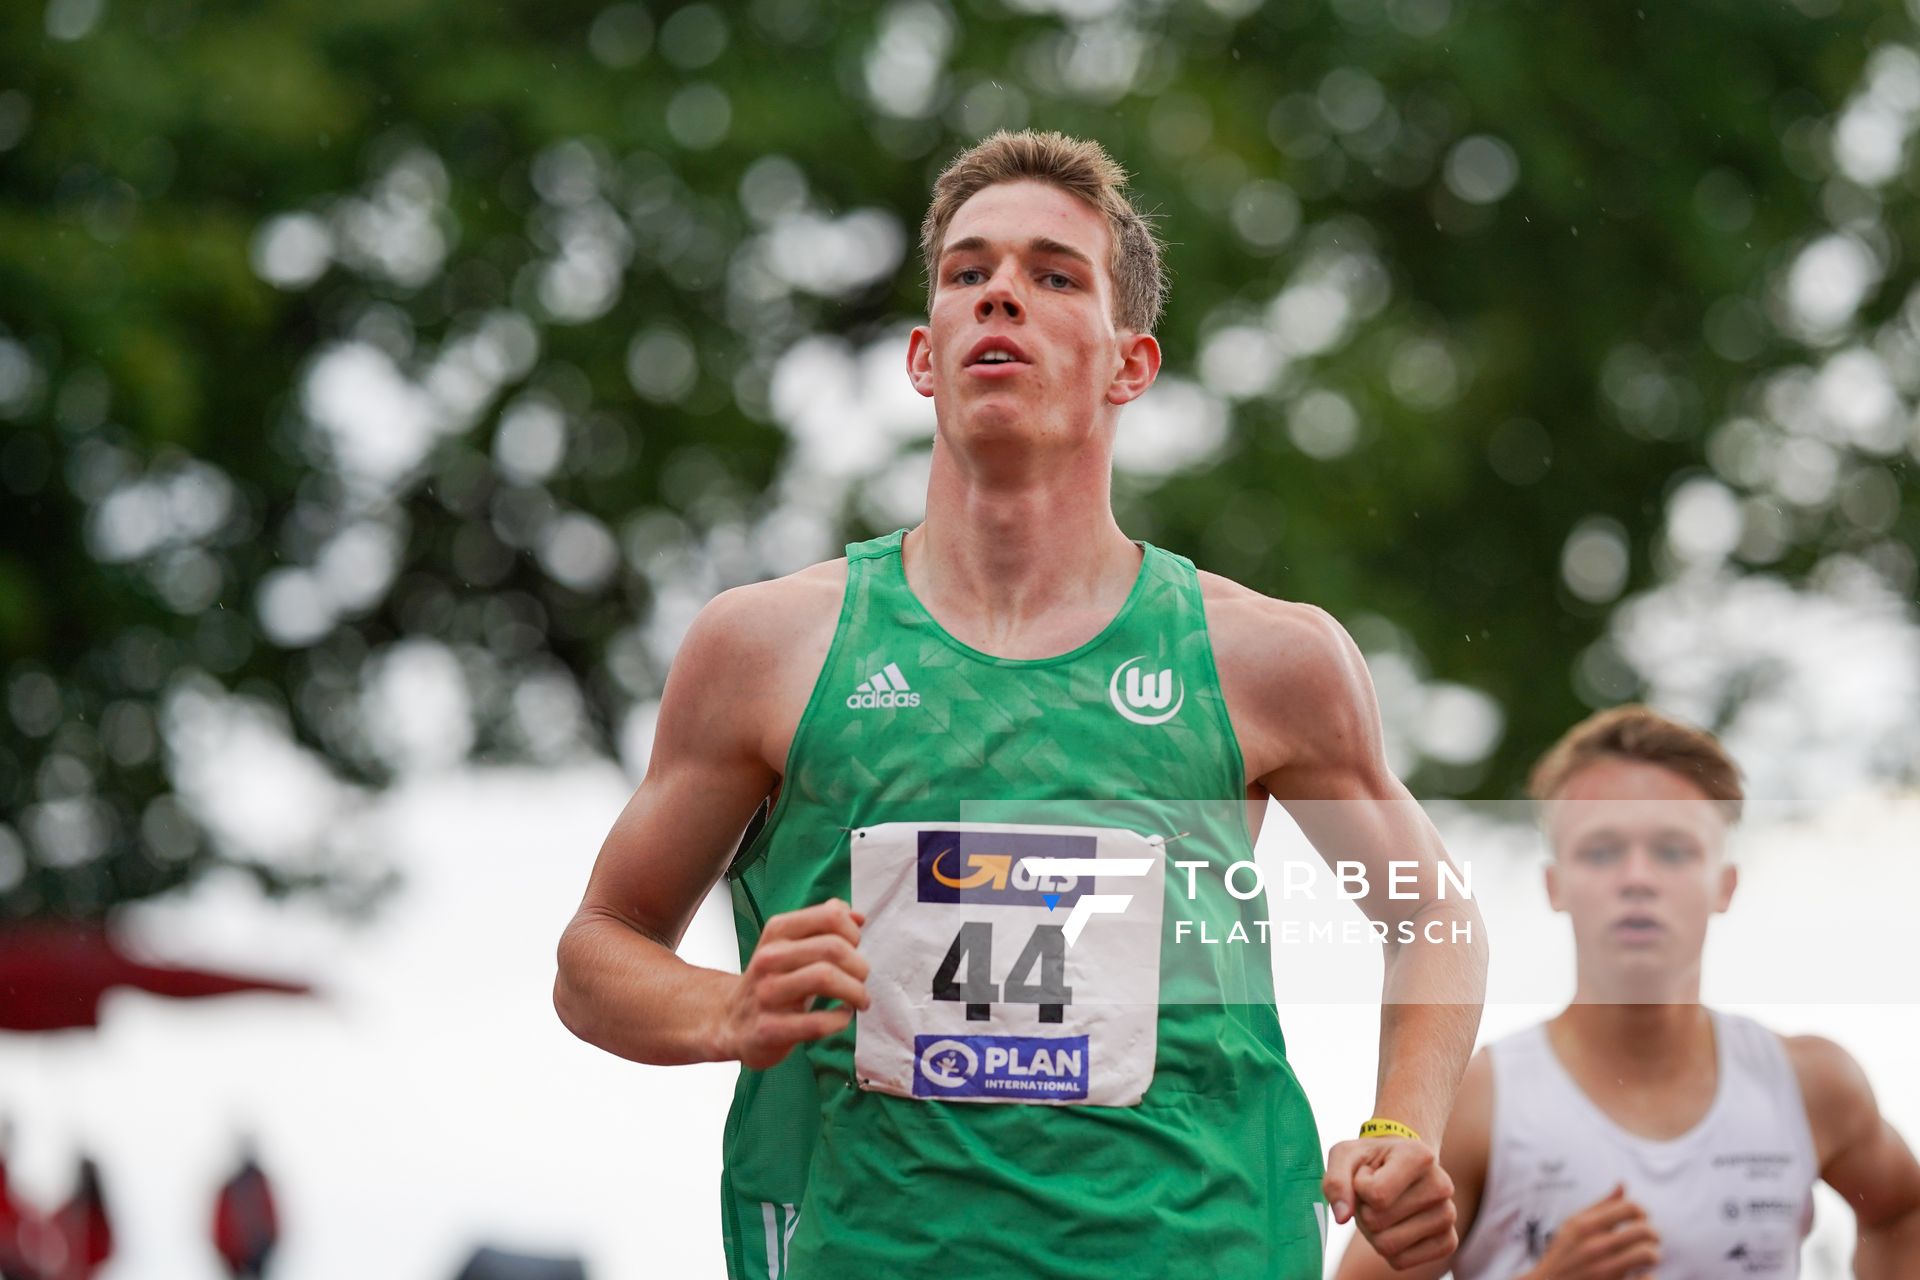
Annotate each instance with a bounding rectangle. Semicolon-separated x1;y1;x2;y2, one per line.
1359;1117;1421;1141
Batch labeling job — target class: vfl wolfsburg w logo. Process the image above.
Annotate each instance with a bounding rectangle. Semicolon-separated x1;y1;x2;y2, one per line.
1108;655;1183;725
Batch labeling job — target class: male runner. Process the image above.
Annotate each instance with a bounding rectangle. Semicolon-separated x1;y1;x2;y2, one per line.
555;129;1487;1278
1337;705;1920;1278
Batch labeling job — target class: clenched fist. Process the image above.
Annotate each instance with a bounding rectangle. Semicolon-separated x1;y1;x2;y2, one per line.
1324;1135;1458;1270
718;898;871;1070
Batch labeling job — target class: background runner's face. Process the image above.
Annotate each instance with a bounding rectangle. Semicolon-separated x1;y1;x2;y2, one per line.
1543;758;1737;990
909;179;1137;444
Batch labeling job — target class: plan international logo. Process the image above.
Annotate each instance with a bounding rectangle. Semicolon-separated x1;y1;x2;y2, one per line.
912;1033;1091;1100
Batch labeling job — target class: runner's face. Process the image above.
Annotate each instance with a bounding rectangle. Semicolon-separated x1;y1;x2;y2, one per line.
1544;758;1736;982
908;180;1143;437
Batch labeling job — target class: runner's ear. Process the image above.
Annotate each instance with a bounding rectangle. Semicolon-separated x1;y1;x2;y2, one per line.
906;325;936;398
1105;331;1159;407
1543;859;1565;913
1712;861;1737;914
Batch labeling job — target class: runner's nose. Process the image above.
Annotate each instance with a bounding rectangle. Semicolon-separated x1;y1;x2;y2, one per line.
976;285;1021;321
1619;844;1660;894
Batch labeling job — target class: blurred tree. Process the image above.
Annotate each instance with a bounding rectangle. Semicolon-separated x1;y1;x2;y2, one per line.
1;0;1915;921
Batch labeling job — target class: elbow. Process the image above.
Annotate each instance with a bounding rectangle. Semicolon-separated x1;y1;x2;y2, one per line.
1383;895;1489;999
1457;897;1491;986
1429;892;1489;960
1458;895;1490;962
1855;1209;1920;1278
552;969;582;1041
552;921;595;1044
1406;893;1488;952
1865;1200;1920;1245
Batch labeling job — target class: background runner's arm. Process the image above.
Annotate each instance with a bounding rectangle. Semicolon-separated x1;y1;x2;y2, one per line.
1332;1048;1492;1279
1789;1035;1920;1278
1259;604;1489;1144
553;586;786;1066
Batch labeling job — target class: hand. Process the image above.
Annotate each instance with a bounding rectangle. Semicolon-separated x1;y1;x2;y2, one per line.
717;898;870;1069
1324;1136;1457;1269
1520;1184;1661;1280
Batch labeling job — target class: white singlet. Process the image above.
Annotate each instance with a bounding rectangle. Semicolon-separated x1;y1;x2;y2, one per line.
1452;1009;1818;1279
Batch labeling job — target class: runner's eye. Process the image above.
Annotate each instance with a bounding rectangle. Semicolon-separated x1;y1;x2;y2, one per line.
1578;839;1623;864
1656;838;1699;863
953;267;986;285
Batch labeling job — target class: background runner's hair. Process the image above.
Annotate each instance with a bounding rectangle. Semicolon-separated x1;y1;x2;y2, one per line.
920;129;1169;334
1527;703;1745;825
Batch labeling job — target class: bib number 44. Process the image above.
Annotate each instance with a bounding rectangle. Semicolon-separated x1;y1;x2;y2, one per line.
932;921;1074;1024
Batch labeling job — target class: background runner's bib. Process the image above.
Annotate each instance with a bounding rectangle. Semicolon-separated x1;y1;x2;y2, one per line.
718;530;1325;1280
850;821;1166;1106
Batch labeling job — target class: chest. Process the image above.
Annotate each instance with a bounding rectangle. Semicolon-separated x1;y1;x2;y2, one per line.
1564;1063;1721;1142
1508;1147;1813;1277
790;638;1239;803
1481;1049;1817;1279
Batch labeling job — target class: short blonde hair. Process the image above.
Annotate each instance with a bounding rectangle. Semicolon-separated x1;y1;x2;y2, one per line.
919;129;1167;334
1528;704;1745;824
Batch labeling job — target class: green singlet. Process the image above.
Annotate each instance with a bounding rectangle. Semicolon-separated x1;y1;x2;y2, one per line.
719;529;1325;1279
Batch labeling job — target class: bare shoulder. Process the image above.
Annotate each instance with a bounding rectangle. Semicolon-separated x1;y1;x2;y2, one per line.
1783;1033;1872;1109
1783;1033;1877;1164
692;557;849;659
1195;569;1377;783
1197;568;1365;684
670;557;850;773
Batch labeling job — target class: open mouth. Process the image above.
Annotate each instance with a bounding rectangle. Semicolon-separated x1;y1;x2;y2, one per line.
965;336;1032;375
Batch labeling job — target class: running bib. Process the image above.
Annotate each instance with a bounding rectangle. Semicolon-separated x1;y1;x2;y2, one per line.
849;821;1166;1107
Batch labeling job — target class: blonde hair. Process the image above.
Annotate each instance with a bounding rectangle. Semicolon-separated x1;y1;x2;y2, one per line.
919;129;1167;334
1528;704;1745;824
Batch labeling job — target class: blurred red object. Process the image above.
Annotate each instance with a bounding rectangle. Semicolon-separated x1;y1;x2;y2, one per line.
0;920;310;1032
0;1150;45;1280
46;1157;110;1280
212;1155;277;1279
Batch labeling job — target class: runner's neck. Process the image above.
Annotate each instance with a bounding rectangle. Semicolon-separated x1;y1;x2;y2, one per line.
907;438;1142;652
1549;1002;1716;1084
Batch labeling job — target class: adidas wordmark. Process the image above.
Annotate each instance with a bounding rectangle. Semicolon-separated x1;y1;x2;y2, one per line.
847;661;921;709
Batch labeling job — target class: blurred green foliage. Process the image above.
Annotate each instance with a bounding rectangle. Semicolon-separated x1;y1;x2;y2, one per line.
1;0;1915;921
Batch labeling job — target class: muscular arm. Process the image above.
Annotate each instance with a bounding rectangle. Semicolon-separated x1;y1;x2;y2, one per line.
1335;1047;1493;1279
1788;1035;1920;1278
1228;597;1490;1142
1210;588;1487;1267
553;575;843;1066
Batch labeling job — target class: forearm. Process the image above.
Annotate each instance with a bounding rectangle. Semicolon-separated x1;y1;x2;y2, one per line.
554;909;740;1066
1372;898;1487;1141
1854;1207;1920;1279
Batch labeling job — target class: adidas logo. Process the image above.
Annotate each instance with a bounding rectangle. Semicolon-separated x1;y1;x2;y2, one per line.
847;661;921;709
